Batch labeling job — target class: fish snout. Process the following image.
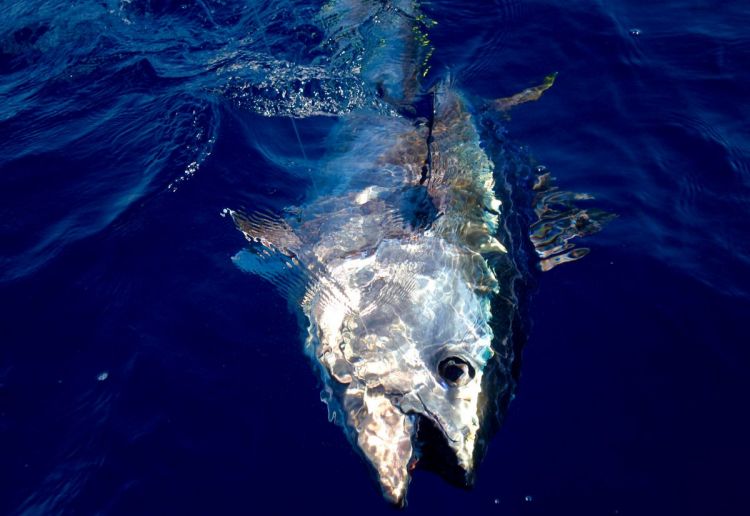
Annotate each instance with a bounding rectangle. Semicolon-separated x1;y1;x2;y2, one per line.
348;387;416;506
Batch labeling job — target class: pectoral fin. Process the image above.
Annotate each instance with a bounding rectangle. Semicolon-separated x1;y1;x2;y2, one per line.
226;208;362;314
227;208;302;257
225;208;309;299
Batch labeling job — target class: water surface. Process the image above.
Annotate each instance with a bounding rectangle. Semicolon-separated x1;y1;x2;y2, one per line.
1;0;749;514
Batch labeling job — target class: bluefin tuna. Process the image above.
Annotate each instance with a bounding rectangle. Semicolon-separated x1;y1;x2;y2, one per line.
227;0;606;506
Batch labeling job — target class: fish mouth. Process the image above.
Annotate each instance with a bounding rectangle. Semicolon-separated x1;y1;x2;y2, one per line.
412;414;477;488
351;391;477;506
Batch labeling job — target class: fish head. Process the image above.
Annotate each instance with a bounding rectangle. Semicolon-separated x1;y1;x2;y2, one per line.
309;237;500;505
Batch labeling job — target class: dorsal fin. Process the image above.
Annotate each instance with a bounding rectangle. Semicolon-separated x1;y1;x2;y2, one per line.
489;73;558;112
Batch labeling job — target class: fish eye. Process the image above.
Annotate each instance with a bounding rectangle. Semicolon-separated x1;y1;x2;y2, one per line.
438;356;475;386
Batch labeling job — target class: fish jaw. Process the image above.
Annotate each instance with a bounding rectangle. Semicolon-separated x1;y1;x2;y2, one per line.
343;374;485;505
397;365;487;484
346;386;416;506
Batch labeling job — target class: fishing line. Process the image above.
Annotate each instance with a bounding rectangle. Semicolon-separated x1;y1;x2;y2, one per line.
244;1;381;338
196;0;218;28
248;0;310;166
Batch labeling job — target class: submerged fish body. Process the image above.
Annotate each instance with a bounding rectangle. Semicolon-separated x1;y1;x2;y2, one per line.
319;0;427;106
232;81;522;504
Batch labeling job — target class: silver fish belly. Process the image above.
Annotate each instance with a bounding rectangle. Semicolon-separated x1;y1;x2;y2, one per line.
232;83;520;505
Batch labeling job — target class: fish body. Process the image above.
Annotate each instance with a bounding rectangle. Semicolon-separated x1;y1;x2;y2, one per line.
318;0;427;106
230;0;610;504
233;80;521;504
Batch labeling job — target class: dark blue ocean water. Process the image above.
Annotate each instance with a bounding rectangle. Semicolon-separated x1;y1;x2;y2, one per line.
2;0;749;514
